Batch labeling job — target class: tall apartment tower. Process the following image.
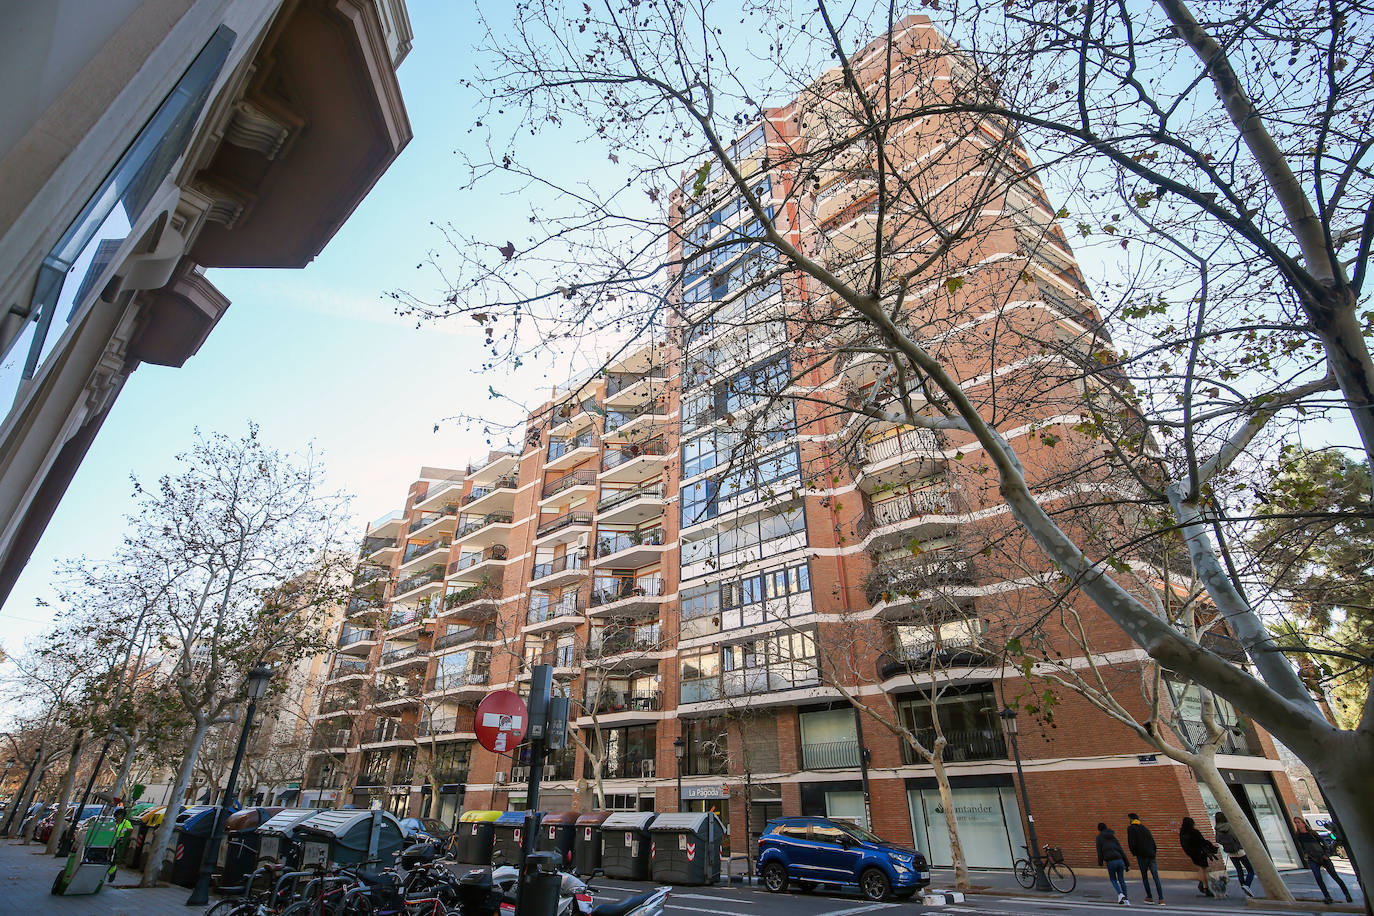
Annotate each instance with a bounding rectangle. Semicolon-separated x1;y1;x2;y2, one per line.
309;17;1303;871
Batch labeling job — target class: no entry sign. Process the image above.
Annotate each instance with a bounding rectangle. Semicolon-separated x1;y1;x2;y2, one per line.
475;689;529;753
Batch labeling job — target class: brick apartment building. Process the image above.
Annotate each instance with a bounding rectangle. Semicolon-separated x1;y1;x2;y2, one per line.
306;17;1305;873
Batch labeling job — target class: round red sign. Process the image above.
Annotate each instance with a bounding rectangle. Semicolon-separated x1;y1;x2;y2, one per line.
475;689;529;753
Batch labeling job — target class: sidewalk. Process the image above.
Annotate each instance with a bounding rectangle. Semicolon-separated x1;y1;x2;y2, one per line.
0;839;193;916
936;862;1365;912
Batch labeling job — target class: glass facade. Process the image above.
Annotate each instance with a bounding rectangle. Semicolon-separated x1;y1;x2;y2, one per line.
906;785;1026;868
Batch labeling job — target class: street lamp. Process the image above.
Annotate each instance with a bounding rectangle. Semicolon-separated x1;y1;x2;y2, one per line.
1001;705;1051;891
673;737;685;813
188;666;272;906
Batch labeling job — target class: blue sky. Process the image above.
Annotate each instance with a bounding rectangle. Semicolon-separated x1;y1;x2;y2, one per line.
0;1;569;648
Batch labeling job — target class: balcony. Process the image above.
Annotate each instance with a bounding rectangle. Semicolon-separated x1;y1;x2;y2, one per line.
862;483;957;534
584;690;662;717
1200;631;1249;664
371;680;422;708
603;370;666;409
409;505;460;538
347;596;383;617
400;539;450;572
386;607;423;631
455;511;514;549
876;637;990;678
530;550;589;588
462;476;519;514
801;740;862;770
425;670;491;698
599;438;669;484
587;623;662;661
395;565;446;600
541;468;597;502
319;693;362;715
596;482;665;525
362;723;416;745
328;658;371;681
354;565;389;587
589;575;666;616
1178;719;1258;756
443;580;502;616
356;770;389;788
379;645;424;670
814;171;878;224
550;397;598;438
593;528;666;568
864;552;974;605
337;628;379;654
468;451;518;485
447;545;510;584
417;717;462;738
310;727;353;750
545;434;598;472
434;624;495;652
526;595;583;632
902;727;1007;763
857;428;946;492
604;403;668;439
367;508;406;539
414;477;466;512
361;536;399;563
534;511;593;546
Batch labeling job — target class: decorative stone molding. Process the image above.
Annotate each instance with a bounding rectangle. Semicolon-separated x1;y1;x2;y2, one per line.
224;97;304;160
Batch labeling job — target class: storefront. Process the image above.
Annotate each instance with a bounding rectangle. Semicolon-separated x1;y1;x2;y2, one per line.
905;778;1026;869
1198;773;1301;869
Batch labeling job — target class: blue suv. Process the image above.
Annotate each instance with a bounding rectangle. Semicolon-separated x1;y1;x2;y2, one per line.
756;816;930;900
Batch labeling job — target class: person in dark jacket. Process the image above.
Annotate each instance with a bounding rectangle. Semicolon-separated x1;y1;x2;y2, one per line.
1179;816;1218;896
1096;822;1131;905
1127;813;1163;904
1214;812;1254;896
1295;816;1353;904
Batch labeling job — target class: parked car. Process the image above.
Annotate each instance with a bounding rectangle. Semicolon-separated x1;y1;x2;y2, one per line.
757;816;931;901
399;816;453;844
19;803;54;837
35;804;104;843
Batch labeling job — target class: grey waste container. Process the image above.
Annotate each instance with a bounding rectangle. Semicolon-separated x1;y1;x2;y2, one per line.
492;810;543;865
600;812;656;879
573;812;611;875
256;808;326;869
294;809;405;868
537;812;579;870
649;813;724;885
455;810;503;864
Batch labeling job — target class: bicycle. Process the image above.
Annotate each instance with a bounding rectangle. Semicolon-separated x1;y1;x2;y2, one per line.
204;862;293;916
1013;843;1076;893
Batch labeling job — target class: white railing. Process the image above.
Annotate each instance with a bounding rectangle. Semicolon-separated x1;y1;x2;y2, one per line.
861;427;941;465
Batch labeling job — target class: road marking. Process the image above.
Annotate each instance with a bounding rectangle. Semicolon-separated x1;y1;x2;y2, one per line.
671;893;738;901
815;904;900;916
665;906;755;916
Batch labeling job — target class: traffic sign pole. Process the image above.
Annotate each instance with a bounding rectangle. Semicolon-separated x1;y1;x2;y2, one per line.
514;666;553;916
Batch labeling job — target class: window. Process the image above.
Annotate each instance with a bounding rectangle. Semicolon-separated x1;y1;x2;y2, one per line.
681;582;719;621
896;686;1006;763
812;823;849;845
683;717;729;776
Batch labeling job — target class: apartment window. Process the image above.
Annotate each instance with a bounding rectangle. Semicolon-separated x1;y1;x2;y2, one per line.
679;647;722;703
681;582;720;621
682;717;730;776
583;724;658;779
681;627;818;701
435;649;488;688
896;686;1006;763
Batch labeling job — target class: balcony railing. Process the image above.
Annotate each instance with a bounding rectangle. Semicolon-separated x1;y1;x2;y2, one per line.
606;369;665;396
396;565;445;595
877;636;989;677
372;681;421;704
449;545;508;573
410;504;460;533
801;740;863;769
596;528;664;557
354;565;389;585
403;539;449;564
417;718;461;737
587;623;661;658
426;670;490;692
380;645;421;666
330;658;370;677
347;597;382;615
457;512;513;539
864;551;974;603
320;694;361;714
363;723;415;744
597;482;664;513
536;511;593;539
542;469;597;499
467;451;517;475
859;428;943;465
434;624;494;651
903;727;1007;763
547;434;598;461
393;769;415;785
1178;719;1256;755
532;551;587;580
527;595;583;624
590;575;665;607
309;728;352;749
387;608;421;629
432;768;470;784
357;770;389;787
463;476;518;505
362;537;397;559
586;691;662;715
605;404;664;433
338;628;378;648
445;581;502;611
864;484;955;530
602;438;669;471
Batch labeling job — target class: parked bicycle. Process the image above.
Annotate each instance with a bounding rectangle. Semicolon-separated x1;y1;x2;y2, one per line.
1013;843;1077;893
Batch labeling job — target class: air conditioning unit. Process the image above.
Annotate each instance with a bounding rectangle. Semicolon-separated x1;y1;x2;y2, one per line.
640;759;656;778
575;533;589;549
494;771;507;785
512;766;531;783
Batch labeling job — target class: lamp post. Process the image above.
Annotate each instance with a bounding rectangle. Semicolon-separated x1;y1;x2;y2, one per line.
1001;705;1051;891
187;666;271;906
673;737;685;813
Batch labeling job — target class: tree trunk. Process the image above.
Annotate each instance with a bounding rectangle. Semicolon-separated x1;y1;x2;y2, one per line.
44;732;84;854
2;749;42;837
1192;755;1293;902
141;718;211;887
930;753;969;890
1310;745;1374;915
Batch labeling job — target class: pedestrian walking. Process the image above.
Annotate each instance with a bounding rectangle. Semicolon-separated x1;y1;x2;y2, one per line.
1213;812;1254;897
1179;816;1219;897
1295;815;1353;905
1096;821;1131;905
1127;813;1164;905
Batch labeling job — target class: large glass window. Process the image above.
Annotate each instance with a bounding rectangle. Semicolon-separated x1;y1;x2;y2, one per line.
1;26;235;413
897;687;1006;763
682;717;730;776
907;785;1025;868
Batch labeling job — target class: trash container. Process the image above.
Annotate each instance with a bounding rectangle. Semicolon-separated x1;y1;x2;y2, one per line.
573;812;611;875
537;812;578;870
649;813;724;885
456;810;502;865
293;808;405;868
522;851;565;916
257;808;326;869
492;810;543;866
221;807;283;887
124;805;165;868
600;812;656;879
166;805;220;888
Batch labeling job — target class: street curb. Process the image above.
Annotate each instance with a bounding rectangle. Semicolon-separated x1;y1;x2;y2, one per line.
967;887;1364;913
920;890;966;906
